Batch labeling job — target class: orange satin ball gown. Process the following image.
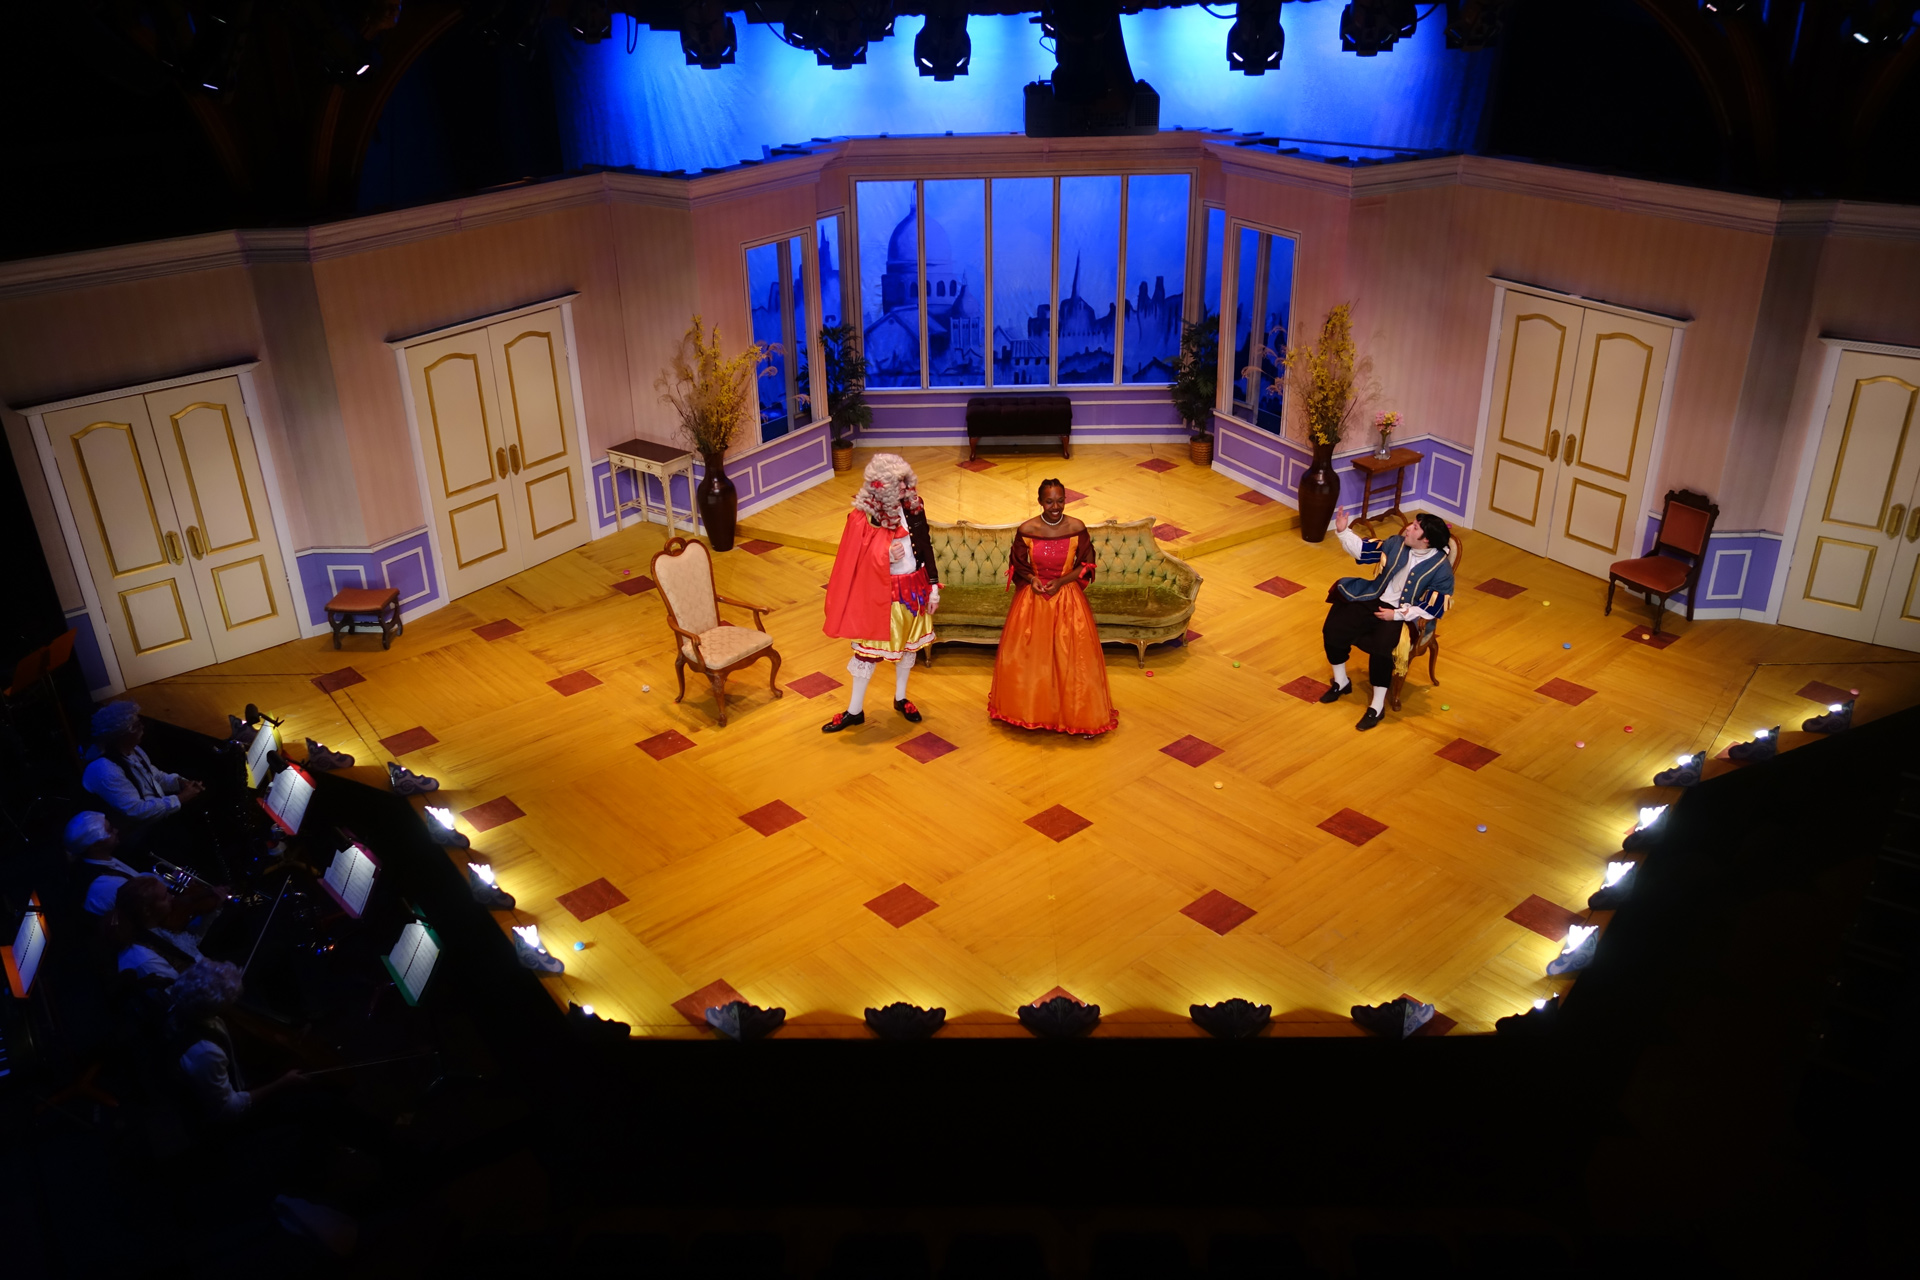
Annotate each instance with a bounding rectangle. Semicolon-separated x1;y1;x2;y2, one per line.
988;531;1118;736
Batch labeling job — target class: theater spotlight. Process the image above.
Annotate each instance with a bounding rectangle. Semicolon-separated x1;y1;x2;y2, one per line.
425;806;470;849
915;4;971;79
1804;700;1854;734
679;0;738;67
1341;0;1419;56
1622;803;1668;851
787;1;896;69
1847;0;1918;47
468;862;515;910
1589;860;1637;910
1726;724;1780;762
512;923;565;974
1444;0;1514;50
1227;0;1284;75
1546;923;1598;975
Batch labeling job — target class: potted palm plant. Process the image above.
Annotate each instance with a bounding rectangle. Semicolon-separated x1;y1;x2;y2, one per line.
1282;303;1373;543
655;316;761;552
1169;314;1220;466
820;321;871;472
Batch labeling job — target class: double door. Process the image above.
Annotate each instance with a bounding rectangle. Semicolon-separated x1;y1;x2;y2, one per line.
44;376;300;687
1473;292;1676;579
402;308;589;600
1779;350;1920;649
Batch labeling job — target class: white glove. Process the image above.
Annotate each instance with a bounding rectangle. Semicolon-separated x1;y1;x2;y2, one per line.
928;584;942;612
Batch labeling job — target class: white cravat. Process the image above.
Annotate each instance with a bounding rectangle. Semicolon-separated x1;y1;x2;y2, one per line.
1337;528;1436;620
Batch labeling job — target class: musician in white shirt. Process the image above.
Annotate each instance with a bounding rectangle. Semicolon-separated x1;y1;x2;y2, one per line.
81;701;203;847
64;810;143;917
165;959;302;1121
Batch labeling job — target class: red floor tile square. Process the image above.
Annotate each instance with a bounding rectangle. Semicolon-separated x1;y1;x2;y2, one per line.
1236;490;1275;506
738;539;780;555
1181;890;1257;936
1436;738;1501;771
1280;676;1332;703
612;576;656;596
898;732;957;764
1505;894;1587;940
1475;579;1527;599
1537;678;1597;706
472;619;523;641
548;670;603;697
1797;680;1853;705
1026;805;1091;842
461;796;525;832
1152;523;1190;542
1062;488;1088;503
673;979;746;1025
1160;735;1225;768
740;799;806;836
379;726;437;756
1624;626;1680;649
1137;458;1179;473
1404;997;1458;1037
1030;986;1085;1006
638;730;697;760
1319;808;1387;846
865;883;939;928
958;458;996;472
311;667;366;694
1255;576;1305;598
787;671;844;698
557;877;629;922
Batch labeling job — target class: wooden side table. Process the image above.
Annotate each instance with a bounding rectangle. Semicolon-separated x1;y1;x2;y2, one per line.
324;587;403;650
607;438;699;538
1351;447;1425;524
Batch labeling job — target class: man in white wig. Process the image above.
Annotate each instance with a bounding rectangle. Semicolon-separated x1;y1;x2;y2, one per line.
81;700;202;847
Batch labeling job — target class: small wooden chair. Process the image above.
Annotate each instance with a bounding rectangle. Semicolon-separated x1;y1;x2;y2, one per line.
1607;489;1719;637
1390;522;1463;713
650;537;781;727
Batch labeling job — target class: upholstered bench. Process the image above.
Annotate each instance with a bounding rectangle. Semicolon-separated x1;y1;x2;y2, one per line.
324;587;403;650
964;394;1072;461
923;518;1202;666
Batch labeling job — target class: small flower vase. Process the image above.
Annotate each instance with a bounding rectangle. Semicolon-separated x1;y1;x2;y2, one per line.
1373;427;1394;460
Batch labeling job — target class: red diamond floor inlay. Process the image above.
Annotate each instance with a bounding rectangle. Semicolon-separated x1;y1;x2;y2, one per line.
958;458;996;472
472;619;523;641
1403;996;1457;1037
557;877;629;922
312;667;366;694
612;576;657;596
787;671;844;698
638;730;697;760
865;883;939;928
1181;889;1257;936
1624;626;1680;649
739;539;781;555
1138;457;1179;473
898;732;957;764
1797;680;1852;704
740;799;806;836
673;979;746;1025
1152;523;1190;541
1160;735;1225;768
1255;576;1305;598
1436;738;1501;771
1236;490;1275;506
1319;808;1388;846
379;726;437;756
1030;986;1085;1006
1536;678;1597;706
1062;488;1088;503
1184;629;1202;643
1505;894;1587;941
1476;579;1527;599
461;796;525;832
1280;676;1332;703
548;670;603;697
1026;805;1092;842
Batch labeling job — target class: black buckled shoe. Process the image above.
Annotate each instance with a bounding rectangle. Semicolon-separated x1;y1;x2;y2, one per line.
1355;707;1384;732
822;710;866;733
1318;681;1353;704
894;698;922;723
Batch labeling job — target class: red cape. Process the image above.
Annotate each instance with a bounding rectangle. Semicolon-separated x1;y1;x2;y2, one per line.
822;511;894;639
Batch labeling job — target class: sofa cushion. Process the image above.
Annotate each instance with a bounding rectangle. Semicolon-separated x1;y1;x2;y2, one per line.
1084;582;1192;625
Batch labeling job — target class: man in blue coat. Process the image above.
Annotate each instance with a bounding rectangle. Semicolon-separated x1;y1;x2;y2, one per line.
1319;507;1455;731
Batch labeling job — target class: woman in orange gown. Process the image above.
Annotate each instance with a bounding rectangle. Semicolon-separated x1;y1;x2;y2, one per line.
988;479;1118;736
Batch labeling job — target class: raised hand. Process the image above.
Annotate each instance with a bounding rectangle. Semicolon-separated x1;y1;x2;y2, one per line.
1333;506;1350;533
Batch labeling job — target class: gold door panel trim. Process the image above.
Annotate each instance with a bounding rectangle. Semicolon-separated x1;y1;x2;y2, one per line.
447;494;510;568
1900;556;1920;624
424;352;496;499
168;401;260;553
502;329;569;469
72;420;168;577
1821;375;1920;531
1803;537;1878;611
1574;332;1654;481
1559;477;1629;554
119;579;194;654
1487;453;1546;526
1495;312;1567;456
209;554;280;629
523;465;579;541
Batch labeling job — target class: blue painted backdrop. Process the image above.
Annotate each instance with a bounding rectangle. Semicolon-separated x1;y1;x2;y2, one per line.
546;6;1494;174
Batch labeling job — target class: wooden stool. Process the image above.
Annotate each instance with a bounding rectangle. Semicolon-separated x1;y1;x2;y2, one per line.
324;587;403;650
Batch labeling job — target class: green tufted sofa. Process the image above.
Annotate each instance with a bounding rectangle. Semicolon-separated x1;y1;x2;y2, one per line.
923;517;1203;666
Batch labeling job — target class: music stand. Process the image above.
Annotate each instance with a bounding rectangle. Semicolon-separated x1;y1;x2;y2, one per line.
245;721;281;790
318;842;380;919
259;763;316;836
382;919;441;1007
3;894;49;999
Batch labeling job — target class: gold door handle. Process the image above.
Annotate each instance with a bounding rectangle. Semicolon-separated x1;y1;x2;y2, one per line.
186;525;205;559
164;531;184;564
1907;508;1920;542
496;447;508;479
1565;434;1578;465
508;444;521;474
1546;430;1561;459
1889;504;1908;539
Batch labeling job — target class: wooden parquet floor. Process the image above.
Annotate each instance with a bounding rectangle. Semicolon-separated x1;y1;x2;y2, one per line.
125;444;1920;1037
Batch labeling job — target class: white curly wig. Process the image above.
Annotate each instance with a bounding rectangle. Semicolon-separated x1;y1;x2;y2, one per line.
171;959;244;1017
852;452;922;522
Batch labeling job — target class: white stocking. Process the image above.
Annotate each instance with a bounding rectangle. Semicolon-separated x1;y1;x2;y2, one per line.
1331;662;1348;689
846;656;877;714
894;650;917;702
1369;685;1388;713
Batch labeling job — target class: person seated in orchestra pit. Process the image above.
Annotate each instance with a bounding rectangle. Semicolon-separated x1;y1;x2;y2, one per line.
109;875;205;998
1319;506;1455;732
164;960;304;1123
821;453;942;732
65;810;145;918
81;700;203;851
988;478;1118;737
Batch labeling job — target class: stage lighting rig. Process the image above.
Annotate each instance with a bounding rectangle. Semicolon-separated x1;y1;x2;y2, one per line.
1227;0;1285;75
678;1;739;67
784;2;897;69
1025;2;1160;137
1444;0;1514;51
915;2;972;80
1341;0;1419;56
567;0;617;41
1845;1;1918;47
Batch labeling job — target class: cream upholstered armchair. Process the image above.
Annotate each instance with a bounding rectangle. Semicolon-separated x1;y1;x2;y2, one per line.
650;537;782;727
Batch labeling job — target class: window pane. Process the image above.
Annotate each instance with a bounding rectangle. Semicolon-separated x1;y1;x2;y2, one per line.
747;241;787;437
789;233;810;425
1121;173;1189;384
817;214;843;330
1231;226;1259;421
1202;207;1225;322
925;179;986;388
991;177;1052;387
858;180;922;388
1257;234;1295;431
1057;175;1120;385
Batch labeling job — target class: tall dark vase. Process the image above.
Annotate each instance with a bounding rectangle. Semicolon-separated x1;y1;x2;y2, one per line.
697;450;738;552
1298;440;1340;543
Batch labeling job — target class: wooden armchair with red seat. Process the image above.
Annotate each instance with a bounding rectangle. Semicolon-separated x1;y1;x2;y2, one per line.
1606;489;1719;637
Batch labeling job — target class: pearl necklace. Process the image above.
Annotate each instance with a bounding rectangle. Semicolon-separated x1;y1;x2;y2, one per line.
1041;510;1064;527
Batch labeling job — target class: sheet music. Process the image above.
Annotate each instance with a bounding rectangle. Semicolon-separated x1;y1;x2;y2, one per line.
262;765;313;835
246;723;279;789
4;912;48;998
385;921;439;1004
322;844;377;918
